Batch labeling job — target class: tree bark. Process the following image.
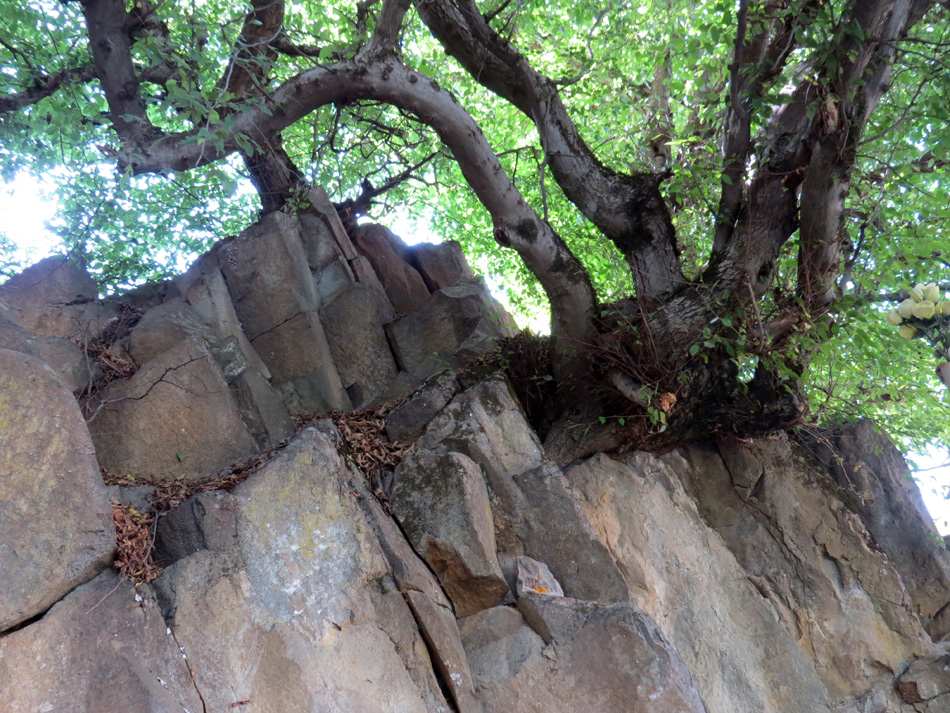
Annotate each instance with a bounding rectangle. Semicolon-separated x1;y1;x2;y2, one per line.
414;0;686;303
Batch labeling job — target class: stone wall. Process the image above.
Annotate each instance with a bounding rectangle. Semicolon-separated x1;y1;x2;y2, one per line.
2;197;950;712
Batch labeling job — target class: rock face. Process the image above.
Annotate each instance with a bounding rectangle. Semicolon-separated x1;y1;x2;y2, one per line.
388;281;516;378
393;449;511;616
0;313;89;392
417;378;629;604
460;602;707;713
0;348;114;632
350;223;431;315
670;438;931;707
0;571;204;712
807;421;950;642
567;451;837;713
0;255;115;340
2;196;947;713
88;338;259;480
150;425;453;712
219;212;352;414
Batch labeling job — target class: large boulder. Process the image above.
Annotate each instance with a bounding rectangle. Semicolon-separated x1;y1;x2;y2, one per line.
566;451;837;713
670;438;932;707
392;449;510;617
459;603;706;713
0;255;115;340
0;571;204;712
150;424;451;712
0;348;115;631
387;280;516;380
808;420;950;642
88;338;258;481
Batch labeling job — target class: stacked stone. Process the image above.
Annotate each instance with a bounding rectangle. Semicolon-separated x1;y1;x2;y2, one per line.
3;188;950;712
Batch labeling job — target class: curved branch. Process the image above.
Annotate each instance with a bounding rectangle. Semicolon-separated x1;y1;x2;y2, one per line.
229;0;409;211
114;57;596;353
0;65;97;113
414;0;685;302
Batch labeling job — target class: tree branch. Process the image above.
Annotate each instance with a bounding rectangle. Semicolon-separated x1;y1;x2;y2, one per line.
797;0;936;312
713;0;818;253
343;150;439;217
111;56;597;355
81;0;157;143
414;0;686;302
216;0;285;101
0;65;97;113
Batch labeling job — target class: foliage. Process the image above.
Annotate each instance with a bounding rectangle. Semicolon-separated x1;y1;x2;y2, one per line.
1;0;949;454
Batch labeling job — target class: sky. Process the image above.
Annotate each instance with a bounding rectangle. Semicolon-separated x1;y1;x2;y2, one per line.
3;174;950;534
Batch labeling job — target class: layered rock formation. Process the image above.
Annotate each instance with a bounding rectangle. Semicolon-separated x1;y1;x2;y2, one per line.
2;195;950;712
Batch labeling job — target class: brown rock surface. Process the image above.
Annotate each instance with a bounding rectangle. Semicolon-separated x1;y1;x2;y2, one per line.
897;653;950;710
128;297;209;365
385;369;460;445
393;449;511;616
515;593;594;645
230;366;296;448
297;211;350;272
349;254;398;322
0;348;115;631
88;338;258;480
305;185;362;261
358;488;477;710
351;223;431;315
177;252;273;379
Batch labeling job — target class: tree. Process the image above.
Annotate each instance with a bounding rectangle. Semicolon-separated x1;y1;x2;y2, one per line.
1;0;948;458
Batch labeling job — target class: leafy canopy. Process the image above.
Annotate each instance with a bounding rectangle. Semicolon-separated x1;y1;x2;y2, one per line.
0;0;949;455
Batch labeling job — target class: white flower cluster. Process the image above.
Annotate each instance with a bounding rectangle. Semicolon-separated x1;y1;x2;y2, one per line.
885;283;950;339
